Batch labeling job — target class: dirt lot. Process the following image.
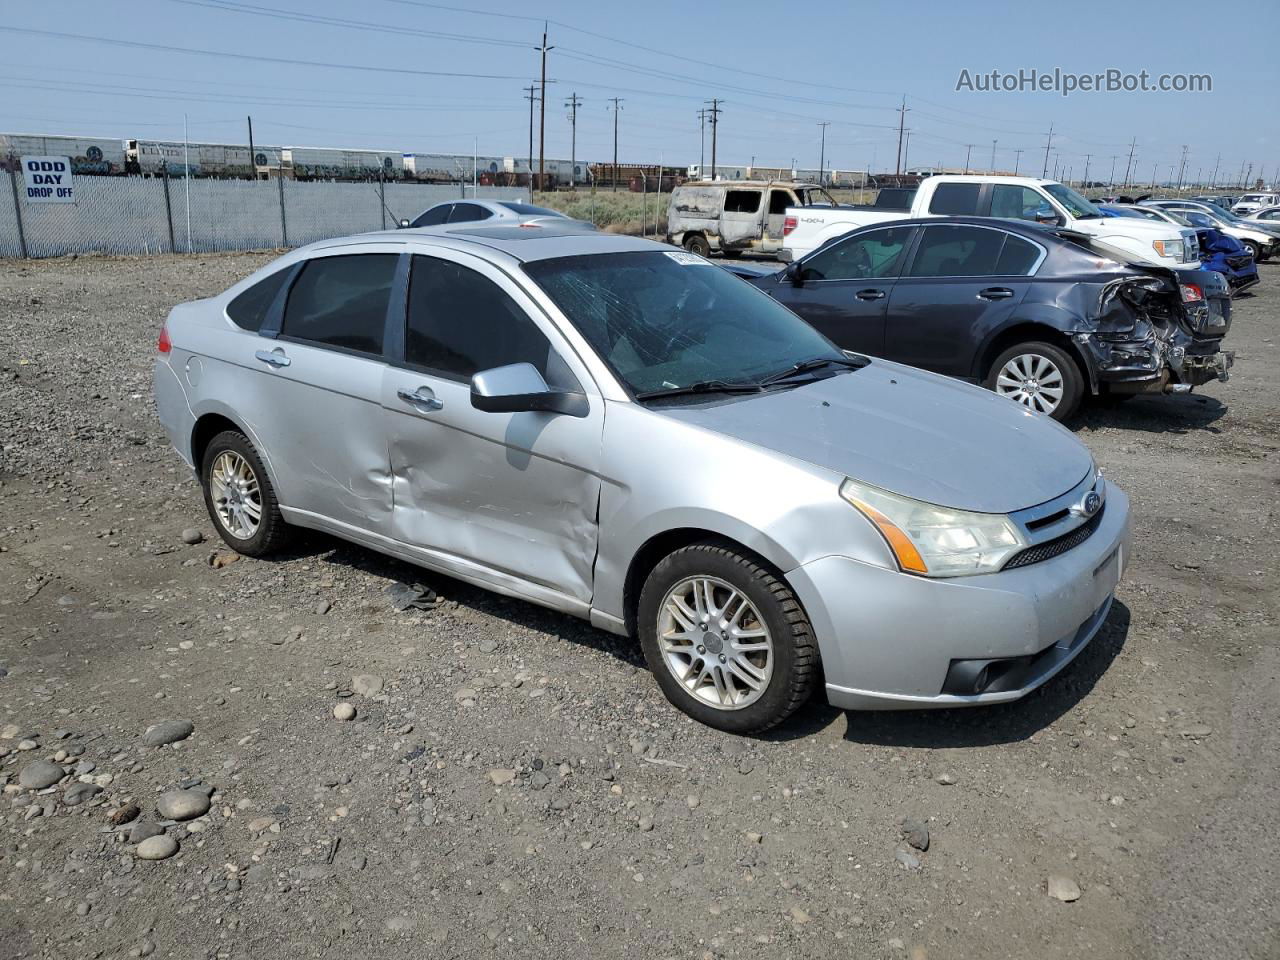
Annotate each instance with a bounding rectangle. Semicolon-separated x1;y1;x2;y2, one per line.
1;251;1277;960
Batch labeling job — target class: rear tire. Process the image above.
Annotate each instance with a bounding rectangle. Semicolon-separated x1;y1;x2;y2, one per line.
638;541;817;734
683;233;711;257
200;430;292;557
984;341;1084;421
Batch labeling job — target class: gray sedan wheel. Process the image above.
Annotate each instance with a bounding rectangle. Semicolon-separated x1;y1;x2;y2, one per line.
200;430;292;557
638;541;817;734
985;341;1083;421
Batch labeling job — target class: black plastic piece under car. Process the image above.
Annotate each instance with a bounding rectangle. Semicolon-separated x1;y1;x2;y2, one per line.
1002;506;1106;570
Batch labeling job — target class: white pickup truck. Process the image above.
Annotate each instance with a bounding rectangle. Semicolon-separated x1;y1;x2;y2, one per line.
782;175;1201;271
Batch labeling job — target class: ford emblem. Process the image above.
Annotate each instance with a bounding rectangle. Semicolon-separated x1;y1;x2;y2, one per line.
1073;491;1102;518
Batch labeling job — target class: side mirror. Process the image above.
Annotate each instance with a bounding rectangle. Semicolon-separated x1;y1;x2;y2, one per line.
470;362;588;417
398;218;411;229
1034;209;1063;226
783;261;803;285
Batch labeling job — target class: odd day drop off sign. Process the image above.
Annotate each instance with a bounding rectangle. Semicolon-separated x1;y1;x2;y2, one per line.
21;156;75;203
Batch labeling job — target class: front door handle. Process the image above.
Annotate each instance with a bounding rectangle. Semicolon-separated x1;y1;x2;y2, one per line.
254;348;290;368
854;288;886;301
978;287;1015;300
397;386;444;412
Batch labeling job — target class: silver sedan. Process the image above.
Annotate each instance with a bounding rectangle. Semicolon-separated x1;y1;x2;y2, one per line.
153;224;1131;733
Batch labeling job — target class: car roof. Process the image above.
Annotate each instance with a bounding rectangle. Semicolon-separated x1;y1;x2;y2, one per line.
844;215;1063;239
678;180;820;189
318;222;660;262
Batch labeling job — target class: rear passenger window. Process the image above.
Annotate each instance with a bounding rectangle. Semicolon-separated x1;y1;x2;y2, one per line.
282;254;397;356
907;225;1005;277
448;203;492;223
994;235;1042;275
226;268;289;331
406;255;571;386
723;190;762;213
928;183;982;216
411;204;451;227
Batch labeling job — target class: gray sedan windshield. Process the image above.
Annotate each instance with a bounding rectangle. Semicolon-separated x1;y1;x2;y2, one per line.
523;251;843;396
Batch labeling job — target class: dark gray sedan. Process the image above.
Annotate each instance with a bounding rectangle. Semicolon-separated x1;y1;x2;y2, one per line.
736;217;1232;420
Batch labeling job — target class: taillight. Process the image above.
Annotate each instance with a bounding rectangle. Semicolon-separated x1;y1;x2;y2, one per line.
1179;284;1204;303
157;325;172;354
783;215;797;236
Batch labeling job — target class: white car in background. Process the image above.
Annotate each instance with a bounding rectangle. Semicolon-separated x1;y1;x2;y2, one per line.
401;199;594;230
1231;193;1279;216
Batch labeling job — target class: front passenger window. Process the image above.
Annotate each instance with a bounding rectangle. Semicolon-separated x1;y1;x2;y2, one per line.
281;254;397;355
406;255;575;388
800;227;911;281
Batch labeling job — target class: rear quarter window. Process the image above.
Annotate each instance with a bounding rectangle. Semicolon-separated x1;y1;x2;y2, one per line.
723;190;762;213
226;268;290;331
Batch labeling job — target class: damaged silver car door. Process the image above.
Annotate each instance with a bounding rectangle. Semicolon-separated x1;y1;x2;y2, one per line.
379;251;603;608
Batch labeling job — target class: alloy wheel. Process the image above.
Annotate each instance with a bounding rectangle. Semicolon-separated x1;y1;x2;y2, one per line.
209;450;262;540
656;576;774;710
994;352;1065;415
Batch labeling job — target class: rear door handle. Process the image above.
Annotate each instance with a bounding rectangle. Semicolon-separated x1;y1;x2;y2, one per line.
397;386;444;412
854;288;885;301
978;287;1014;300
254;348;290;368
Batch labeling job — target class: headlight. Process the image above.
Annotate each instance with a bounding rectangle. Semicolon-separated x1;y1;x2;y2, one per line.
1151;239;1184;260
840;478;1029;578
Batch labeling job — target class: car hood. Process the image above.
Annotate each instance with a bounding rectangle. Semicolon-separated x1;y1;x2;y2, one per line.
1083;216;1183;238
657;360;1093;514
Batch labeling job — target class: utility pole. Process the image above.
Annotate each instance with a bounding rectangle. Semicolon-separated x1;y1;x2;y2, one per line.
1150;162;1158;189
697;109;707;174
963;144;973;175
1082;153;1091;188
246;115;256;180
1108;155;1117;187
1176;144;1189;191
902;130;910;173
1122;137;1137;188
564;92;582;188
607;97;624;191
1210;153;1221;188
1236;159;1247;188
1041;122;1054;178
1245;162;1253;188
535;25;553;194
990;139;997;173
1013;148;1023;176
894;97;909;175
704;98;722;181
523;84;539;188
817;121;830;185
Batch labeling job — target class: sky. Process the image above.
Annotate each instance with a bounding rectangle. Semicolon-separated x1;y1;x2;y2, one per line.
1;0;1276;183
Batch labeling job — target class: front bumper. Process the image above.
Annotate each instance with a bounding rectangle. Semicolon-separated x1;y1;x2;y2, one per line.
788;486;1131;710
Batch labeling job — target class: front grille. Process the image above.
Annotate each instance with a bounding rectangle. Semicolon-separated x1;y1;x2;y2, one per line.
1003;505;1105;570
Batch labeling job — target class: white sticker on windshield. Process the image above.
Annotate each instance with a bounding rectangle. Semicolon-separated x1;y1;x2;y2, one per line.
664;251;713;265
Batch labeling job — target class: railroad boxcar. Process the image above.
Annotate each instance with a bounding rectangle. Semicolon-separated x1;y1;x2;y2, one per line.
0;133;126;174
283;147;404;180
127;140;269;178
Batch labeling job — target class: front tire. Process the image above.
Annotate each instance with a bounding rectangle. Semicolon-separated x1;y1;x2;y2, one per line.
985;341;1084;421
200;430;292;557
1242;239;1262;262
682;233;711;257
638;541;817;734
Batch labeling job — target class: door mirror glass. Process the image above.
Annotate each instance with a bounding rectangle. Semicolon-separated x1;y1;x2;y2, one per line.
783;260;802;283
470;362;588;417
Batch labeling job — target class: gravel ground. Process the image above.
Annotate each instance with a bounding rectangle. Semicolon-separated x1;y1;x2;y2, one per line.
0;251;1277;960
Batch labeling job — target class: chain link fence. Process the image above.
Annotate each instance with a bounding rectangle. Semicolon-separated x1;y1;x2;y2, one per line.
0;173;528;259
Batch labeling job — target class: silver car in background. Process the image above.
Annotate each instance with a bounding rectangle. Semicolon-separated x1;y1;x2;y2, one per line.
154;225;1131;733
400;198;592;230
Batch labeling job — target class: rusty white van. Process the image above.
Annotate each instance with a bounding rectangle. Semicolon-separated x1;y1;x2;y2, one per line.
666;180;836;258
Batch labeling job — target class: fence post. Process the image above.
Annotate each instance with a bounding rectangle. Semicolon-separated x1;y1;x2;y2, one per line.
8;168;29;259
161;167;176;253
380;172;386;231
277;174;288;248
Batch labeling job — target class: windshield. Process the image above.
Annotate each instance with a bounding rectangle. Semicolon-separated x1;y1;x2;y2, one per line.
522;251;843;397
1239;194;1266;203
1045;183;1102;219
797;187;838;207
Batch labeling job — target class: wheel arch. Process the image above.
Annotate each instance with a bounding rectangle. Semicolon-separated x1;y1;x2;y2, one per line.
621;527;794;639
973;322;1097;395
189;407;284;490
